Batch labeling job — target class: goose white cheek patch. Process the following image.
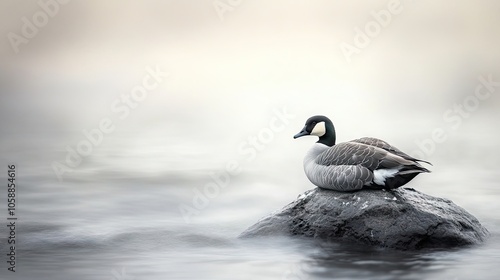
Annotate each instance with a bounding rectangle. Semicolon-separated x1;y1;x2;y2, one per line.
311;122;326;137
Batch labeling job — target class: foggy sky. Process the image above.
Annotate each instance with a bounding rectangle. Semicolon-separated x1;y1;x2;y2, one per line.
1;0;500;185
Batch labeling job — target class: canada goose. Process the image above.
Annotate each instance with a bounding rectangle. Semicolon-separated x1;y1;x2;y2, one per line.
294;115;431;191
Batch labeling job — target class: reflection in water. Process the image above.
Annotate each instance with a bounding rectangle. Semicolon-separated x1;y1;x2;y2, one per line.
303;241;449;280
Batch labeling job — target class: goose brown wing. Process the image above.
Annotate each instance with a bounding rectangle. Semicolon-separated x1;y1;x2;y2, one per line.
315;142;395;171
351;137;432;165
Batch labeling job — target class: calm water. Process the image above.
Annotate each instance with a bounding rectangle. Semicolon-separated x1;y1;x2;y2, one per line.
1;125;499;280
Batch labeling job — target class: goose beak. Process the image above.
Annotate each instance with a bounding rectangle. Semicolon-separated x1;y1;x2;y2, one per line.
293;127;309;139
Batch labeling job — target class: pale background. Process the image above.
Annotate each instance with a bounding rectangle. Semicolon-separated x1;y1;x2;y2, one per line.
1;1;500;279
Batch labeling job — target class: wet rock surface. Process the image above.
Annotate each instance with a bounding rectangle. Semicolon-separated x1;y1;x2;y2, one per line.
240;188;488;250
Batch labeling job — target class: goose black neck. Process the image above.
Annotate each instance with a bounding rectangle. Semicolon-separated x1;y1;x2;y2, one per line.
317;121;336;147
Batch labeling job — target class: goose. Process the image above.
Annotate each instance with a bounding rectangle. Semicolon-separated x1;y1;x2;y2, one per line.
293;115;431;191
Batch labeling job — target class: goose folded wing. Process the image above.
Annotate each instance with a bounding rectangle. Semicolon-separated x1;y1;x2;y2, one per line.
351;137;431;165
315;142;389;170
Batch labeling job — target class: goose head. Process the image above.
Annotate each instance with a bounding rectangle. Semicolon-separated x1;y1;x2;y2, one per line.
293;115;336;147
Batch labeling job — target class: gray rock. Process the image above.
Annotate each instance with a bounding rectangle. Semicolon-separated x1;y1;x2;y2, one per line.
240;188;488;250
